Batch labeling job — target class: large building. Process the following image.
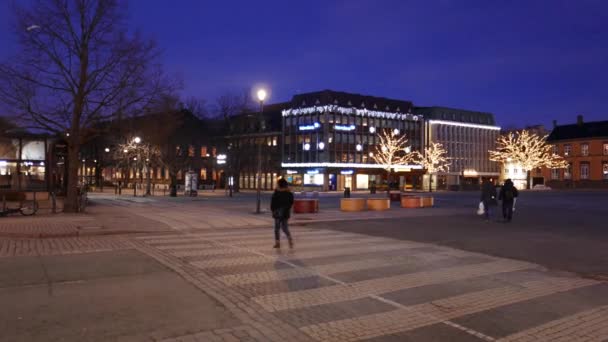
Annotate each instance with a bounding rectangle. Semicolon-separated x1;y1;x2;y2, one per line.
414;106;501;190
280;90;424;191
543;116;608;188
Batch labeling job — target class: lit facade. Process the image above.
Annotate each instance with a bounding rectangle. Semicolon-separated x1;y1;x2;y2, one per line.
281;90;424;191
415;107;500;190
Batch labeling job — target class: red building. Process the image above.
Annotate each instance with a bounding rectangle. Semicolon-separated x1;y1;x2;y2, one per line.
543;116;608;188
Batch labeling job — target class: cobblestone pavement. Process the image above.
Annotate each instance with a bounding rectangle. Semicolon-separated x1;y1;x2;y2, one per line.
130;227;608;342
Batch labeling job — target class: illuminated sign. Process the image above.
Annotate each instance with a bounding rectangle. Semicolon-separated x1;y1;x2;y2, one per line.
334;124;355;131
340;170;354;175
286;170;298;174
306;170;319;174
282;162;423;169
217;154;227;160
299;122;320;131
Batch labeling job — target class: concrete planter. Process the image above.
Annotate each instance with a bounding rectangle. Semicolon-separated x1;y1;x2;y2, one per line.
293;199;319;213
421;196;434;207
401;196;423;208
340;198;366;212
367;198;390;211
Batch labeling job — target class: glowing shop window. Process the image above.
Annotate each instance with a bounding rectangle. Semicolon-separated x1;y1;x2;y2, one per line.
304;173;324;185
356;174;369;189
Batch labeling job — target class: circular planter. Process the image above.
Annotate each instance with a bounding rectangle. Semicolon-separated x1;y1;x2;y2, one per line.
340;198;366;212
401;196;423;208
389;192;401;202
367;198;390;211
421;196;434;207
293;199;319;213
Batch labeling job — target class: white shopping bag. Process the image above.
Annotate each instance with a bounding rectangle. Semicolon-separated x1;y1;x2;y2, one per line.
477;201;485;215
513;198;517;212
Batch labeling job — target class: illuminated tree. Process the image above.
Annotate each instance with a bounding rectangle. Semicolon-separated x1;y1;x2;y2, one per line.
114;137;160;196
489;129;568;188
371;129;413;194
410;142;450;192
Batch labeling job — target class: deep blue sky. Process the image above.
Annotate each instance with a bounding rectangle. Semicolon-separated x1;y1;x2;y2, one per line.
2;0;607;128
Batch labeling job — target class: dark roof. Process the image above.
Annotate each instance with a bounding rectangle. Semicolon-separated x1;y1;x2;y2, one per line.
547;120;608;141
228;102;290;134
289;90;413;113
412;106;495;125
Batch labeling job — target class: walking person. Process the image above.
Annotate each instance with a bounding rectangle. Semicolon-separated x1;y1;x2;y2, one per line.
480;179;498;221
270;178;294;249
499;179;519;222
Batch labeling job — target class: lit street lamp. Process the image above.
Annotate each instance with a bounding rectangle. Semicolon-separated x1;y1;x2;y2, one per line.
255;88;267;214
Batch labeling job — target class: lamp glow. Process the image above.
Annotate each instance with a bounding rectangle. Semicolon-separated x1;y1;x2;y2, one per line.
134;137;141;144
318;142;325;150
257;89;267;102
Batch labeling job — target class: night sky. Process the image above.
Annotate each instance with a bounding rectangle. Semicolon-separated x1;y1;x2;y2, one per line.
1;1;607;128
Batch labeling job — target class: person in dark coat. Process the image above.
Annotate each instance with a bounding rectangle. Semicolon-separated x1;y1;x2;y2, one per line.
480;179;498;221
270;178;294;248
498;179;519;222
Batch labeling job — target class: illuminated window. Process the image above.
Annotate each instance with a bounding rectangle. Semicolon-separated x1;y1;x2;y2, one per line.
604;143;608;155
564;144;571;156
200;146;208;157
564;163;572;179
552;145;559;155
188;145;195;157
581;143;589;156
272;137;277;146
603;162;608;180
580;162;590;179
551;168;560;180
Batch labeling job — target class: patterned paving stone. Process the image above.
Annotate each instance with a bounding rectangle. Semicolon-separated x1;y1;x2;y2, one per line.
362;322;486;342
201;261;296;277
496;305;608;341
452;282;608;339
275;297;397;328
299;277;598;341
235;276;337;297
331;255;492;283
253;259;533;312
382;269;531;306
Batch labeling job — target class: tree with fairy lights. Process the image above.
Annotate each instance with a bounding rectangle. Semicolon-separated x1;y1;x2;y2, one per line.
489;129;568;189
371;129;414;195
410;142;450;192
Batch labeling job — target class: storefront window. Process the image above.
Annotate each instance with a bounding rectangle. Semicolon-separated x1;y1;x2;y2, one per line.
356;174;369;189
580;162;590;179
0;161;18;189
603;162;608;180
304;173;323;185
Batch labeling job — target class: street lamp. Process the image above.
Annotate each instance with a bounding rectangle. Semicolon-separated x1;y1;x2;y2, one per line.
255;87;268;214
133;136;141;144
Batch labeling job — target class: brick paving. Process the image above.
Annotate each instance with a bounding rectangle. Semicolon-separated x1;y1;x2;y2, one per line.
0;236;133;257
131;227;608;341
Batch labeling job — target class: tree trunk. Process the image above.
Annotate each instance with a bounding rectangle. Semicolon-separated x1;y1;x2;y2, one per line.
386;171;391;198
64;140;80;212
527;170;531;189
145;164;151;196
429;174;433;193
170;173;177;197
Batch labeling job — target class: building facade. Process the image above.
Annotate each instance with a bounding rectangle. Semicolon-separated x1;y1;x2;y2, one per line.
414;107;500;190
281;90;424;191
226;103;286;191
543;116;608;188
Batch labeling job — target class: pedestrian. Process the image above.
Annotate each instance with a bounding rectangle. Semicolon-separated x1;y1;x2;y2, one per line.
499;179;519;222
270;178;294;249
480;179;498;221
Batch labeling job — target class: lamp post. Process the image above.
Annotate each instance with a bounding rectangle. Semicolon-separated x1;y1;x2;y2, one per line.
255;88;267;214
133;136;141;197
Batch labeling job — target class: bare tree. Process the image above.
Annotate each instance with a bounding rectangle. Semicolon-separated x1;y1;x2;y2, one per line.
181;96;209;119
371;129;414;195
214;89;253;119
489;129;568;189
0;0;173;211
410;142;450;192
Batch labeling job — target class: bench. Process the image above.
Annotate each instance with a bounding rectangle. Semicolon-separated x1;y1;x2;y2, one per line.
340;198;366;212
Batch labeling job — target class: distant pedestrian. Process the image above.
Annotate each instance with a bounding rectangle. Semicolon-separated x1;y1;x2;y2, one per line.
499;179;519;222
270;178;294;249
480;179;498;221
